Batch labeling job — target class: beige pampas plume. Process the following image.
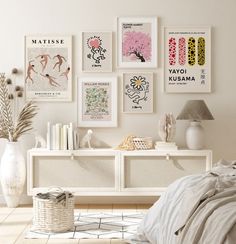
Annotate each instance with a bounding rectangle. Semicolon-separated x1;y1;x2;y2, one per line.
0;73;38;142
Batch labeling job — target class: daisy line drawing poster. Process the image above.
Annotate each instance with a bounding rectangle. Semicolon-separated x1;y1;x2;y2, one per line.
123;72;153;113
25;36;72;101
164;27;211;93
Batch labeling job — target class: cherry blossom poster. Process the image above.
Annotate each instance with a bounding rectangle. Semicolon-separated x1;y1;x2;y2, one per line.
123;72;153;113
117;17;157;68
25;36;72;101
164;27;211;93
82;32;112;72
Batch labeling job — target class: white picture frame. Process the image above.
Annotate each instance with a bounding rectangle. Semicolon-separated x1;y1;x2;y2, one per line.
78;77;117;127
123;72;153;113
117;17;157;68
163;26;211;93
24;35;72;101
82;31;112;72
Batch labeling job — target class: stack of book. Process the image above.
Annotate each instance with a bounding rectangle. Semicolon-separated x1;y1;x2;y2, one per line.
155;141;178;151
46;122;79;150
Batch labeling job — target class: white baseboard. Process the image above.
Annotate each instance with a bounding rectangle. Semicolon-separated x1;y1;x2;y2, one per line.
0;194;158;205
0;194;33;206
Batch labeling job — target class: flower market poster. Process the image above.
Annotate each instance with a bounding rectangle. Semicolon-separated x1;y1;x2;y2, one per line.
25;36;72;101
164;27;211;93
118;17;157;68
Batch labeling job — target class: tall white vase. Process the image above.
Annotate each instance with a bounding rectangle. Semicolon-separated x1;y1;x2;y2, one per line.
0;142;26;208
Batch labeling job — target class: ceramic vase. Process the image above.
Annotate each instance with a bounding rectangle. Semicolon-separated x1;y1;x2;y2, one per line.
0;142;26;208
186;121;205;150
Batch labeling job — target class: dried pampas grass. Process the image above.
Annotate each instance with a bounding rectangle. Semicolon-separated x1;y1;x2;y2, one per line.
0;73;38;142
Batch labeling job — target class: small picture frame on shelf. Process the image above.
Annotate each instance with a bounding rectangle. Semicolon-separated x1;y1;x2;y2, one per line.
122;72;153;113
24;35;72;101
78;77;117;127
117;17;157;68
163;26;211;93
82;32;112;72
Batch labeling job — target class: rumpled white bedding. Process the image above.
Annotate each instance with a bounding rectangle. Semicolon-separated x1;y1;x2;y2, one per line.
129;160;236;244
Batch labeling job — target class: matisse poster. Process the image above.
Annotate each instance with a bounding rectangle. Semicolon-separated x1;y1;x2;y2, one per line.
25;36;72;101
117;17;157;68
164;27;211;93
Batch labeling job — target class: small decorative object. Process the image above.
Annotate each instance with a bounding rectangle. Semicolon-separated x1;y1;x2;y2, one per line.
133;137;153;150
80;129;93;149
12;68;18;74
25;35;72;101
123;72;153;113
0;73;38;207
117;17;157;68
34;133;47;148
158;113;176;142
163;27;211;93
155;141;178;151
177;100;214;149
116;135;136;151
82;32;112;72
78;77;117;127
32;187;74;232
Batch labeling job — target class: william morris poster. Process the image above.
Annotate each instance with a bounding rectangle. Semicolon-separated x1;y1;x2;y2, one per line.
25;36;72;101
78;77;117;127
164;27;211;93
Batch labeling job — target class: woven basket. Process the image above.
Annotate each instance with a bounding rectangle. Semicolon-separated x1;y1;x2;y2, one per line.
133;137;153;150
32;188;74;233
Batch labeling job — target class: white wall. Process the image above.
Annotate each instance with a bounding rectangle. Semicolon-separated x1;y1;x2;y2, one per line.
0;0;236;203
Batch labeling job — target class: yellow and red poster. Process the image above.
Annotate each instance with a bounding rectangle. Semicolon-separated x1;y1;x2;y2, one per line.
164;27;211;93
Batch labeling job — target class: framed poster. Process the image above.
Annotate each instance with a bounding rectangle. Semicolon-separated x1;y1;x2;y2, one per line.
78;77;117;127
164;27;211;93
82;32;112;72
117;17;157;68
123;72;153;113
24;35;72;101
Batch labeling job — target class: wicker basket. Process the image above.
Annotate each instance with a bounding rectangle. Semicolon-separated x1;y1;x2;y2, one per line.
32;188;74;233
133;137;153;150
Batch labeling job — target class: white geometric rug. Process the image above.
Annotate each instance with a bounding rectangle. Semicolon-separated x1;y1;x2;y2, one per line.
26;212;144;239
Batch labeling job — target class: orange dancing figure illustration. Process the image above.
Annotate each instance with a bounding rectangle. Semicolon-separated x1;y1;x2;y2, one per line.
25;61;37;83
60;67;70;80
53;54;66;72
36;54;51;72
40;73;60;87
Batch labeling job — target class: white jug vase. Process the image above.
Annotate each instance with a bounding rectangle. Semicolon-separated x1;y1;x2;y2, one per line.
0;141;26;208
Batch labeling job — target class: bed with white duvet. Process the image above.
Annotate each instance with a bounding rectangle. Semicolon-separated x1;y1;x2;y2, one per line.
129;160;236;244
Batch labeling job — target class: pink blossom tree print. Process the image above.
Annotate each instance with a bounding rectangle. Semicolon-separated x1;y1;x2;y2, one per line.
122;31;151;62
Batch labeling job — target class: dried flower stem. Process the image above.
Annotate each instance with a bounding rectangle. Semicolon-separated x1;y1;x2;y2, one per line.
0;73;38;142
0;73;14;140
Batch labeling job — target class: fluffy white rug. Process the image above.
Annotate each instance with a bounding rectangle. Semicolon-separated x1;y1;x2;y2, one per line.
26;212;144;239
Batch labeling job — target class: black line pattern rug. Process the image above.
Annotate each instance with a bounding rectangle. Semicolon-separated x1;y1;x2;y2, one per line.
26;212;144;239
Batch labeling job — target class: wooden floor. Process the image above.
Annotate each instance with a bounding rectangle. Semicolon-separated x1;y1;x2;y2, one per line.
0;204;151;244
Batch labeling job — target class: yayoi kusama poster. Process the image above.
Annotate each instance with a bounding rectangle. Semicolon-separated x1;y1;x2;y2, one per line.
164;27;211;93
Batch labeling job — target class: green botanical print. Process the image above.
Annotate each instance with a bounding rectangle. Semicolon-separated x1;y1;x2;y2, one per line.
85;87;109;115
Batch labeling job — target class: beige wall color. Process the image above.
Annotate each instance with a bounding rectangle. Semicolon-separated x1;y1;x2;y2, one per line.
0;0;236;203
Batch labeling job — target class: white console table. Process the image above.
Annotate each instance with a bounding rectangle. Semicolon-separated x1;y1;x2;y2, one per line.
27;149;212;196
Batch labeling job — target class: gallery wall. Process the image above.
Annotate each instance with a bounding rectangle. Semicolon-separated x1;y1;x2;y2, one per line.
0;0;236;203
